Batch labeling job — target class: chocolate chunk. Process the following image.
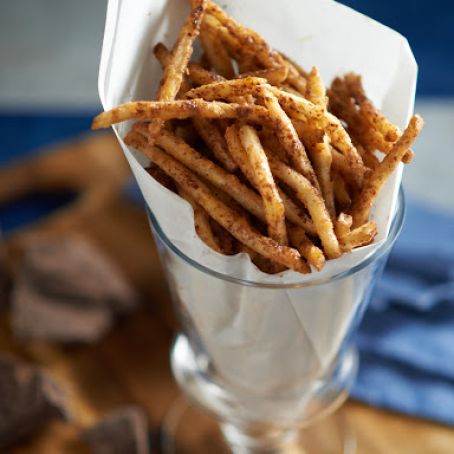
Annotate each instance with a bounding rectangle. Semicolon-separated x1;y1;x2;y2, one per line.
11;236;138;343
0;356;69;449
82;406;150;454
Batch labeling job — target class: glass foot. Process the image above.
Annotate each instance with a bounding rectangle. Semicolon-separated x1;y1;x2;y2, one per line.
160;397;356;454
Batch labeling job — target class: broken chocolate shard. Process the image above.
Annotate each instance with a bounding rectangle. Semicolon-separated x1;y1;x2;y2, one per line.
0;355;69;449
81;406;150;454
11;235;139;343
19;235;138;313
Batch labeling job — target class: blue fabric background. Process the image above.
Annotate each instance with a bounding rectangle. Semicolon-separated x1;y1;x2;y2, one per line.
338;0;454;97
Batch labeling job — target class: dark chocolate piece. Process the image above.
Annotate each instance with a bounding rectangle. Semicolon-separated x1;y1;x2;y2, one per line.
82;406;150;454
0;356;69;449
11;236;138;343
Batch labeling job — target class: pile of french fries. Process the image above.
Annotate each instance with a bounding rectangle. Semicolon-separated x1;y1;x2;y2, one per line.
93;0;423;275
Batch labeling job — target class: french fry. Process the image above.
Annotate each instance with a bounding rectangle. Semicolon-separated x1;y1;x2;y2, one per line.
210;220;235;255
153;42;223;87
238;124;288;245
238;244;288;274
152;43;192;97
357;144;380;170
330;146;362;188
306;67;327;108
266;153;341;259
126;133;309;273
334;212;352;241
278;52;308;94
202;13;245;62
325;112;366;183
329;75;414;163
206;1;283;69
178;187;223;253
277;187;317;237
268;87;328;129
185;77;267;100
238;66;289;86
91;99;272;130
310;135;335;219
224;125;316;234
279;53;309;78
341;220;377;252
200;24;235;78
333;172;352;210
344;73;399;142
147;0;208;143
150;128;266;222
288;226;325;271
352;115;423;227
174;121;199;145
147;163;176;192
224;124;254;179
237;56;259;73
192;117;237;171
259;128;290;164
255;85;319;187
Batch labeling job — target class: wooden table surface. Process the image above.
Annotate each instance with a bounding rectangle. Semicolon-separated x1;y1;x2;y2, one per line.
1;133;453;453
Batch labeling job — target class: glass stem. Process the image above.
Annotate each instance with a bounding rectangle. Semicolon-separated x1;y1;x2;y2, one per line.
221;421;303;454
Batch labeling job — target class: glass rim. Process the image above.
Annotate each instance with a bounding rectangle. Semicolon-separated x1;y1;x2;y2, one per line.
147;187;405;289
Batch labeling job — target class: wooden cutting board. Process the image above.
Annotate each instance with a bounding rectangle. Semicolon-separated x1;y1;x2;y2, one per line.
0;133;452;453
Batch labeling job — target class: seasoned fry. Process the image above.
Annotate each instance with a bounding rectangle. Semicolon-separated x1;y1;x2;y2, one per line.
92;99;271;129
147;163;176;192
203;13;244;61
334;212;352;241
153;42;223;86
310;135;335;219
178;187;223;253
255;86;319;186
210;220;235;255
238;124;288;245
153;44;192;97
352;115;423;227
224;124;254;180
288;226;325;271
174;121;199;145
277;187;317;236
266;153;341;259
333;173;352;210
200;24;235;78
206;1;283;69
225;125;315;234
330;146;362;188
259;128;290;164
151;128;266;221
341;221;377;252
239;66;289;86
185;77;267;100
279;53;308;94
357;144;380;170
148;0;207;143
126;134;309;273
238;244;287;274
192;117;237;171
325;112;365;183
268;87;328;129
329;75;414;163
306;67;327;108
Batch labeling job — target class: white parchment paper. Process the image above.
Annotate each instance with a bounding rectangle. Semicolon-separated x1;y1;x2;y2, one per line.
98;0;417;417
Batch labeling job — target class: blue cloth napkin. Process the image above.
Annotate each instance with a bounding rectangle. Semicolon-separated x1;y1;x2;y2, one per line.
352;200;454;426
